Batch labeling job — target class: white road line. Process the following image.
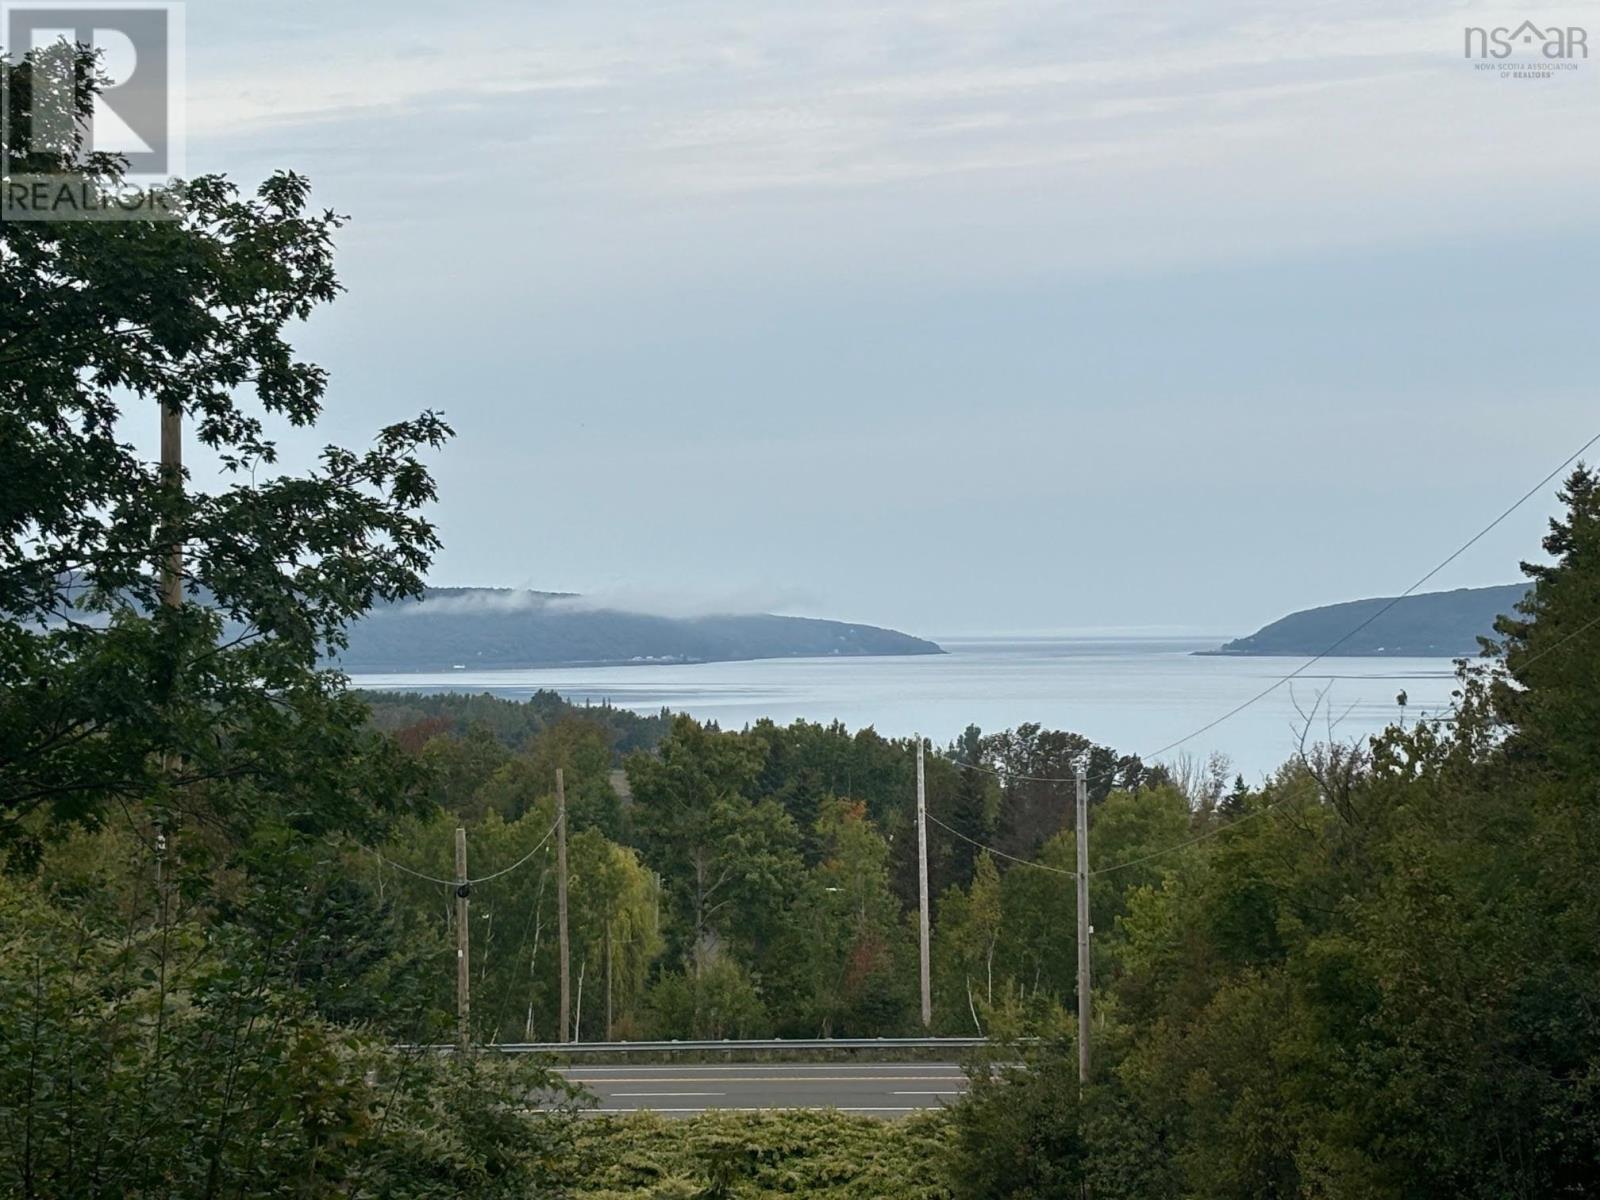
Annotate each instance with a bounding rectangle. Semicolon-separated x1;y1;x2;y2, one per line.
610;1091;725;1097
570;1076;965;1084
565;1065;962;1074
563;1068;960;1075
593;1106;920;1114
892;1090;964;1095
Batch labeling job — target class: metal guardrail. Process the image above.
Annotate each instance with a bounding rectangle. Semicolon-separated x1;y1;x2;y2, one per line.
423;1037;992;1055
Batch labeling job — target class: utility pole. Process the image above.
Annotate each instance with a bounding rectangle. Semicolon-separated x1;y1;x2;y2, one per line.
455;825;470;1053
160;400;182;609
156;401;182;904
1075;774;1090;1085
556;767;571;1043
917;737;932;1028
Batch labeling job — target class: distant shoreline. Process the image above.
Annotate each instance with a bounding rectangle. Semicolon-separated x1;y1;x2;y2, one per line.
1195;584;1524;659
344;646;948;675
1192;648;1477;660
331;586;944;673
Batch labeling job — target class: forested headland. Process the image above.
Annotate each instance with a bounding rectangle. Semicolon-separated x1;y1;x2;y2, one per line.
5;47;1598;1200
1205;582;1529;657
334;587;943;671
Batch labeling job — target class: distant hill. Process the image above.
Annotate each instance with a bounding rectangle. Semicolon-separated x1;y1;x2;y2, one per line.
332;588;943;672
1203;584;1528;658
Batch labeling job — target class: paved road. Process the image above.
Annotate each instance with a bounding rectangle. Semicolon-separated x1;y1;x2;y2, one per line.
562;1061;968;1116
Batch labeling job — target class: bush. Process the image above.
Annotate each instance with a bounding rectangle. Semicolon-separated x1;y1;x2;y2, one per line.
947;1043;1084;1200
646;956;770;1040
574;1109;955;1199
0;877;580;1199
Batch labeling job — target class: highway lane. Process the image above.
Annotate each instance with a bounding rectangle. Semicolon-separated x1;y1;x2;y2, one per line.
561;1061;969;1115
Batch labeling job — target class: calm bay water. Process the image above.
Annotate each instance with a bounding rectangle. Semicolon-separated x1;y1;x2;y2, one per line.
350;636;1464;780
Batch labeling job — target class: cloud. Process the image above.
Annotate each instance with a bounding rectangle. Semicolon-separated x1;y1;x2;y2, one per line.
546;584;824;620
167;0;1600;636
393;584;823;620
395;589;558;616
188;0;1600;277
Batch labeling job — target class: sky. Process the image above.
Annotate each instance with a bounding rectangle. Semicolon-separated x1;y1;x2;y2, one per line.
167;0;1600;637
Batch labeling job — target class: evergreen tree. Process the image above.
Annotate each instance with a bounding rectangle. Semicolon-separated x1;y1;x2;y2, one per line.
1491;463;1600;779
1221;773;1250;817
947;724;992;888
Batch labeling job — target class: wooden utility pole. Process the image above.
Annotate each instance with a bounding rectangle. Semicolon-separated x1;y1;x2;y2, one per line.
556;768;571;1043
160;400;182;608
1075;774;1090;1084
156;401;182;895
916;737;932;1028
455;826;470;1052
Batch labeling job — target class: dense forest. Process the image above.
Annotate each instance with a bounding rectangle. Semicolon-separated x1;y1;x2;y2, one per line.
5;47;1598;1200
360;700;1152;1043
347;472;1600;1194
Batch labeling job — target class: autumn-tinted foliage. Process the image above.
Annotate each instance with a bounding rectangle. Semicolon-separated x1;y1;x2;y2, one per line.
7;41;1598;1200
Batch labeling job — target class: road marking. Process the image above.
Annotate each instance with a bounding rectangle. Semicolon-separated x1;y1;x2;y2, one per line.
593;1106;921;1114
610;1091;725;1097
566;1068;962;1075
569;1081;960;1088
892;1090;963;1095
563;1068;960;1075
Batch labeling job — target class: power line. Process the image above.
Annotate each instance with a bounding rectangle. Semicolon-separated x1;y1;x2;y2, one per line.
370;854;456;887
932;754;1099;787
924;767;1287;878
1090;797;1291;876
472;818;560;884
1504;610;1600;674
1142;428;1600;759
929;608;1600;880
928;427;1599;781
926;811;1078;878
371;814;560;887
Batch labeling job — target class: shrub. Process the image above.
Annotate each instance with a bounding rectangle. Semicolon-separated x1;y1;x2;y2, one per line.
574;1109;955;1199
0;878;580;1199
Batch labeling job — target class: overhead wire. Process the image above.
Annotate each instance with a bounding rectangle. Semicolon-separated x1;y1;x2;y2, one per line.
369;853;459;888
468;816;563;884
1089;798;1292;877
1500;610;1600;674
927;605;1600;880
923;762;1284;879
369;440;1600;938
926;811;1077;878
935;426;1597;783
1140;426;1600;759
917;428;1600;877
370;813;562;888
1089;607;1600;875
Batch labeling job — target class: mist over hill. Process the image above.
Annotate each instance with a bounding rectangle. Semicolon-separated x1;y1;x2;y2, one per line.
1204;583;1528;658
332;587;943;672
